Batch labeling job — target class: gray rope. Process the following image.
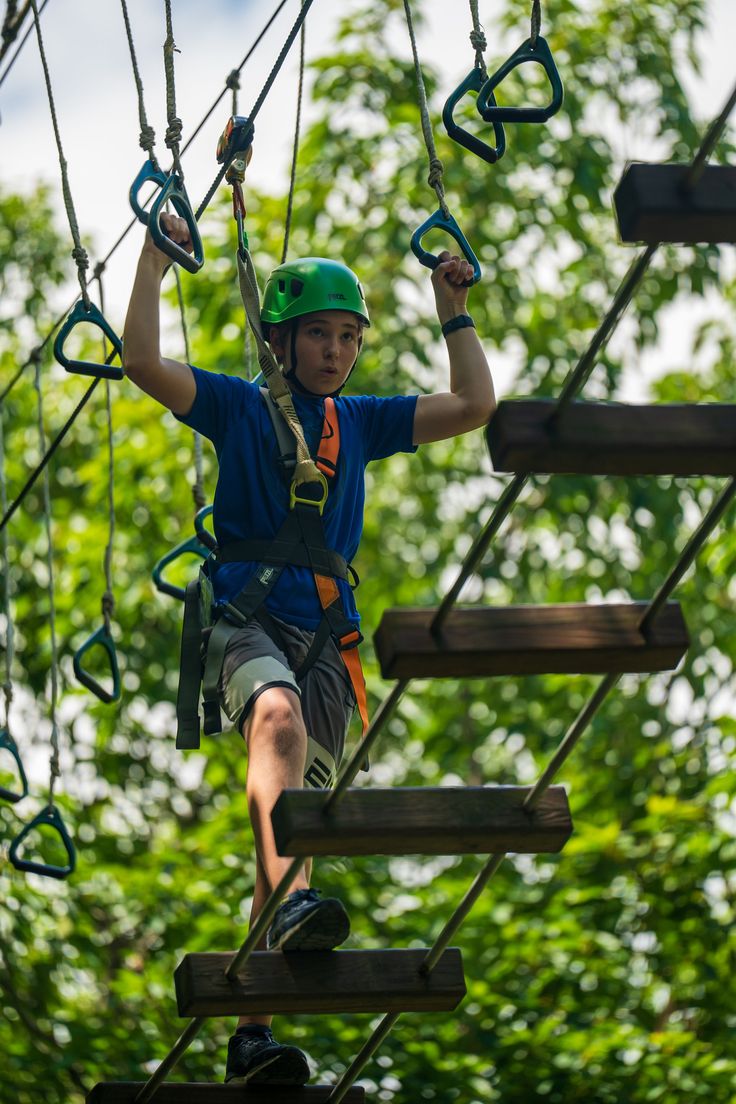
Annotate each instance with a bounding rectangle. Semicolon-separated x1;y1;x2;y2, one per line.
96;279;116;634
0;396;14;727
163;0;184;179
29;0;90;308
281;0;306;264
120;0;159;167
173;266;206;512
33;356;61;804
402;0;449;218
226;67;240;115
531;0;541;48
469;0;488;78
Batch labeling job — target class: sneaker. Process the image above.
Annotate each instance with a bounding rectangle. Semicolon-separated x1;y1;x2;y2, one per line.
266;887;350;952
225;1027;309;1085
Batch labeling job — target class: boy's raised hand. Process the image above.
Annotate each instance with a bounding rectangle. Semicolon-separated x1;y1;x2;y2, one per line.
142;211;194;269
430;249;474;322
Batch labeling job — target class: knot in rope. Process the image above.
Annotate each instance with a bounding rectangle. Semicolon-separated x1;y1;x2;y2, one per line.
226;68;240;91
427;156;444;191
71;244;89;274
165;116;183;151
139;123;157;153
469;28;487;53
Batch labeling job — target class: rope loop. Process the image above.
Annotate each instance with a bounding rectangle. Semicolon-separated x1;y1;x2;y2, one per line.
71;244;89;273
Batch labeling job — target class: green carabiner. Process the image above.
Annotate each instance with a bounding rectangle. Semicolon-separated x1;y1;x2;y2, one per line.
72;624;121;704
194;504;218;553
477;35;564;123
9;804;76;880
410;208;482;286
53;300;124;381
443;68;506;165
0;727;29;804
152;534;211;601
129;159;169;225
290;474;328;516
148;173;204;275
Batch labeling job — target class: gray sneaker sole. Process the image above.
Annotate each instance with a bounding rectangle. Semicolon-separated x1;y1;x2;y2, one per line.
269;897;351;952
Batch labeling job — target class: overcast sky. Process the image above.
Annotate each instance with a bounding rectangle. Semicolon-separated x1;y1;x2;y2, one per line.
1;0;734;396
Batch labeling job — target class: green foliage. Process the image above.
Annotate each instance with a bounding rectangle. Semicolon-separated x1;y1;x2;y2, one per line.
1;2;735;1102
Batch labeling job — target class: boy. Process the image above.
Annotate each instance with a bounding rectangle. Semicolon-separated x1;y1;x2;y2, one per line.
123;213;495;1085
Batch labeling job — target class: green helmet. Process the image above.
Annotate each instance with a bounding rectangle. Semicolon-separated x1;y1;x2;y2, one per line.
261;257;370;328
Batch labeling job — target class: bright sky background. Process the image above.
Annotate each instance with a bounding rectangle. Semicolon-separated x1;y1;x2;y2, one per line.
0;0;733;402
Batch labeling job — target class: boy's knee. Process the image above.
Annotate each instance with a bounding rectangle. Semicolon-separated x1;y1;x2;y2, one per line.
245;687;306;758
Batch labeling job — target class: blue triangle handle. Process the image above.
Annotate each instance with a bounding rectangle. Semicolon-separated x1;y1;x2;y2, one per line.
477;36;564;123
9;804;76;879
73;624;121;704
410;208;482;286
443;67;506;165
129;159;169;225
148;173;205;275
53;300;124;381
0;727;29;804
152;534;211;601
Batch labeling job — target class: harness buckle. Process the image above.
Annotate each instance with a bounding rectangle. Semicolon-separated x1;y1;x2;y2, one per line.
290;473;328;515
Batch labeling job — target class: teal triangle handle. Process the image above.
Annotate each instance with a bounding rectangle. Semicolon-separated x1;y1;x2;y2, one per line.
73;624;121;704
148;173;204;275
152;534;211;601
129;159;169;225
477;36;564;123
9;804;76;879
0;727;29;804
443;67;506;164
53;300;124;381
410;208;482;286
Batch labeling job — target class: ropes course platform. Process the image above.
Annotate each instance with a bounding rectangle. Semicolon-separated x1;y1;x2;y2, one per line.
87;1086;365;1103
614;163;736;243
487;400;736;475
374;603;689;679
271;785;572;856
174;948;465;1016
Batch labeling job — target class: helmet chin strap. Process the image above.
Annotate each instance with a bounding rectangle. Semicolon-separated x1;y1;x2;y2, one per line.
284;322;362;399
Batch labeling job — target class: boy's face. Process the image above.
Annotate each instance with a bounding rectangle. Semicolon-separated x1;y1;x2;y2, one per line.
271;310;362;395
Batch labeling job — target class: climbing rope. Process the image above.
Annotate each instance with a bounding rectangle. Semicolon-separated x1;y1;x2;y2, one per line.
281;0;306;264
0;400;14;729
403;0;449;219
33;356;61;804
29;0;90;309
469;0;488;78
531;0;541;48
120;0;159;170
163;0;184;180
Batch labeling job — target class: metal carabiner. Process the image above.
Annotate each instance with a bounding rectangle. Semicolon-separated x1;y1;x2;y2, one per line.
410;208;482;286
290;474;328;516
0;727;29;804
477;35;564;123
53;300;124;381
9;804;76;880
148;173;205;275
443;67;506;164
73;624;121;704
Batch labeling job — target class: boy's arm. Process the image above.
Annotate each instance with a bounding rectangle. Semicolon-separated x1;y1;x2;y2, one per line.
412;251;496;445
123;213;197;416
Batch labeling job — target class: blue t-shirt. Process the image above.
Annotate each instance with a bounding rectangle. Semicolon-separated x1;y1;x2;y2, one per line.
175;366;418;630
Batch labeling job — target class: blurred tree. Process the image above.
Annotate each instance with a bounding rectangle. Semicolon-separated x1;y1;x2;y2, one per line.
0;1;734;1102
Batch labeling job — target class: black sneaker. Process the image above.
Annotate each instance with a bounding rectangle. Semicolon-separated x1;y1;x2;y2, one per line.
266;887;350;952
225;1027;309;1085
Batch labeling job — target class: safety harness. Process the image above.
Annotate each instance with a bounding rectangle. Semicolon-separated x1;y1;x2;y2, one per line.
175;388;369;751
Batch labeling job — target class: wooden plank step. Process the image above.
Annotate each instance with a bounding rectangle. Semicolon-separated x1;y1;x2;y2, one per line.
487;399;736;476
87;1085;365;1103
614;162;736;243
174;948;465;1016
272;785;572;857
374;603;688;680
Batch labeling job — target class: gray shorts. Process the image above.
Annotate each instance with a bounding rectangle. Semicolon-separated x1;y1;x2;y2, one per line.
219;614;357;789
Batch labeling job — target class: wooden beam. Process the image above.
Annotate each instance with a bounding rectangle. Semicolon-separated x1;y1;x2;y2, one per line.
373;603;688;680
272;785;572;857
87;1086;365;1103
487;399;736;476
614;162;736;243
174;948;465;1017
